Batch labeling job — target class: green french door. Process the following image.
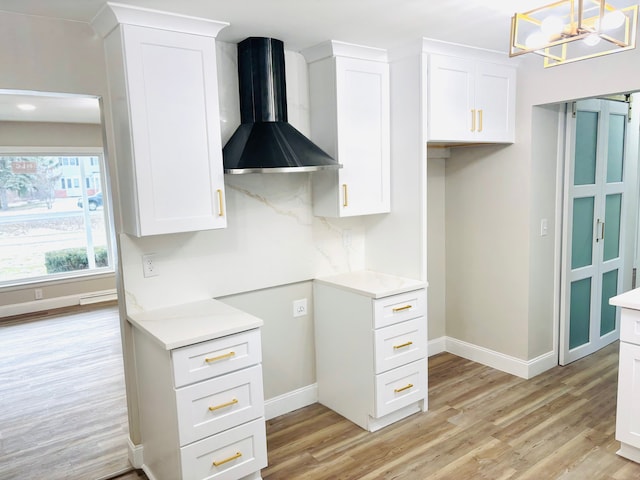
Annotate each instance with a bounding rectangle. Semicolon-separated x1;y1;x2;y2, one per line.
560;99;628;365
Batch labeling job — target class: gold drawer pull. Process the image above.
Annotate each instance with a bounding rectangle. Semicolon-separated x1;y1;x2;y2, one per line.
392;305;412;313
342;184;348;207
217;189;225;217
394;383;414;393
208;398;238;412
213;451;242;467
478;109;483;132
205;351;235;363
393;341;413;350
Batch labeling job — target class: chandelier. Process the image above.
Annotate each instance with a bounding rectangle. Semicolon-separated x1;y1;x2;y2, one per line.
510;0;639;67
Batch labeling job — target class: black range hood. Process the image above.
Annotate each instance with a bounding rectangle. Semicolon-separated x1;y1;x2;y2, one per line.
223;37;340;174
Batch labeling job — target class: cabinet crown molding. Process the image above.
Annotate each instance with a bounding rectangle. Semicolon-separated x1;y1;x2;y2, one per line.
302;40;388;63
388;37;520;67
91;2;229;39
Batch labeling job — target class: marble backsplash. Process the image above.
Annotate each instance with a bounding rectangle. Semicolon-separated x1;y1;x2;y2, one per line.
121;40;367;313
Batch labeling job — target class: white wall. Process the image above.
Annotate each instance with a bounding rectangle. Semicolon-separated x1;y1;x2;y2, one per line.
0;14;116;315
443;48;640;363
427;156;446;340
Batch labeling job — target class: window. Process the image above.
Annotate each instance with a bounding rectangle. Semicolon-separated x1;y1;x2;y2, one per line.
0;154;114;286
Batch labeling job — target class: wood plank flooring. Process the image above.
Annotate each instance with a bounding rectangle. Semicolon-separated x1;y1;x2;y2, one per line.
4;304;640;479
0;303;131;480
261;343;640;480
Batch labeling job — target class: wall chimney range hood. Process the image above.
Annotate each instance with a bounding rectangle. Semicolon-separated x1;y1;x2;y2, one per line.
223;37;340;174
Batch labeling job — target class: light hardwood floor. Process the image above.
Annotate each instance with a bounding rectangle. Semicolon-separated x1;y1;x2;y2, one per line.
4;305;640;479
262;342;640;480
0;303;131;480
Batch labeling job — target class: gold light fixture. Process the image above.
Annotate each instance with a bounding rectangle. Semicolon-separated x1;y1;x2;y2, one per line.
510;0;639;67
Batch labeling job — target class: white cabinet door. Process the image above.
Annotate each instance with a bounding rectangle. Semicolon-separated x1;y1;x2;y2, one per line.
115;25;227;236
307;46;390;218
334;57;390;217
617;341;640;449
427;55;475;142
427;54;515;144
475;62;516;143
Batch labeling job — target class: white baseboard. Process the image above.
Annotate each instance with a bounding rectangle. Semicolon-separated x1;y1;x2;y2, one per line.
428;336;446;356
445;336;556;379
127;437;144;469
0;289;117;317
263;338;557;422
264;383;318;420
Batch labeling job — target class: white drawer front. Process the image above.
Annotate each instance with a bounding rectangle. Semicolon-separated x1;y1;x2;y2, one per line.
373;289;426;329
180;418;268;480
172;329;262;387
374;318;427;374
621;308;640;346
374;359;427;418
176;365;264;446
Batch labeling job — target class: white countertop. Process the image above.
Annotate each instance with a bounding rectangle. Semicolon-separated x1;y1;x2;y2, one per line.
610;287;640;311
127;299;264;350
314;270;427;298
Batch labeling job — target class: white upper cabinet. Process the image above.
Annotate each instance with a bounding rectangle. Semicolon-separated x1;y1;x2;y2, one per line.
303;41;391;217
93;4;228;236
426;42;516;144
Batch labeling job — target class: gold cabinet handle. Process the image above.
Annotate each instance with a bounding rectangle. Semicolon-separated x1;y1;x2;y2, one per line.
208;398;238;412
471;109;476;132
393;341;413;350
217;189;224;217
342;184;348;207
213;451;242;467
392;305;412;313
478;109;483;132
205;351;235;363
394;383;414;393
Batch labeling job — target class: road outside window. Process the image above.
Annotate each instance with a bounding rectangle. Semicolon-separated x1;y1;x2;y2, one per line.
0;155;114;285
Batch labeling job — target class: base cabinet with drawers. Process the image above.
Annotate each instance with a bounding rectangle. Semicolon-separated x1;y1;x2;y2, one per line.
612;301;640;464
128;300;268;480
314;271;428;432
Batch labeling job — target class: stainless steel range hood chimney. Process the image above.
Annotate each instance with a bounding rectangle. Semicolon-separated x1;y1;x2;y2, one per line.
223;37;340;174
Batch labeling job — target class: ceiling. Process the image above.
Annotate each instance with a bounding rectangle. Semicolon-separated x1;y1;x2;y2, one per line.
1;0;546;52
0;0;545;123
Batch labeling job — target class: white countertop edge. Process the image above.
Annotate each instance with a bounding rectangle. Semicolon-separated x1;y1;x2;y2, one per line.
314;270;427;298
127;298;264;350
610;287;640;310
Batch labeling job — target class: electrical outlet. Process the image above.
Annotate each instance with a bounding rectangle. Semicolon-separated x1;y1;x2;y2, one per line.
142;254;159;278
293;298;308;317
34;288;43;300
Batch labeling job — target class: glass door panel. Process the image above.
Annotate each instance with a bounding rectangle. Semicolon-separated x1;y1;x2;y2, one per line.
601;269;618;336
570;278;592;349
604;193;622;261
571;196;595;269
574;110;598;185
606;113;625;183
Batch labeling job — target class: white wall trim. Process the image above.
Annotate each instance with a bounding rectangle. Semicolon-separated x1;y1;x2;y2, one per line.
127;437;144;469
262;338;558;421
445;337;557;379
428;336;446;356
264;383;318;420
0;289;117;317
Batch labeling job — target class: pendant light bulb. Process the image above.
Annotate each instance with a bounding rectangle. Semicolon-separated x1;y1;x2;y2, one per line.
525;31;548;49
600;10;626;31
583;33;602;46
541;15;564;37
